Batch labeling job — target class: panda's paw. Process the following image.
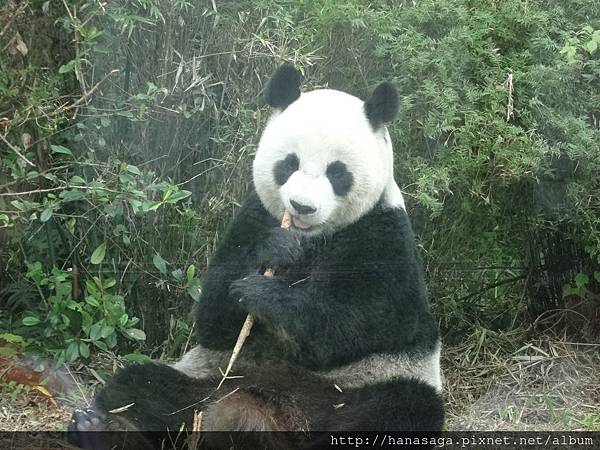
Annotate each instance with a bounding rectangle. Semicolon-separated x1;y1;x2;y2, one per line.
69;407;106;432
229;274;278;316
256;227;305;269
67;407;107;449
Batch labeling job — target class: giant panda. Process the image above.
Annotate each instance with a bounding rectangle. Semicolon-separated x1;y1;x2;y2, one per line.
68;64;444;449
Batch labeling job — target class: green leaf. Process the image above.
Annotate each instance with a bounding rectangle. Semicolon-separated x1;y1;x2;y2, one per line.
585;39;598;54
92;340;108;351
119;173;135;185
126;165;142;175
165;190;191;204
142;201;162;211
153;254;167;274
85;296;100;307
128;199;142;213
186;264;196;282
69;176;86;185
187;284;201;301
91;243;107;265
22;316;41;326
116;110;134;118
594;272;600;283
124;353;152;363
60;189;86;202
43;173;58;182
575;273;589;289
11;200;40;211
58;61;75;74
125;328;146;341
171;268;183;282
66;341;79;362
85;279;99;297
89;323;103;341
0;333;24;344
79;341;90;358
50;145;73;156
100;326;115;338
40;208;53;223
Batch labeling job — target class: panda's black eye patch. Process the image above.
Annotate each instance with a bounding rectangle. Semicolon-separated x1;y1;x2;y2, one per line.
326;160;353;196
273;153;299;186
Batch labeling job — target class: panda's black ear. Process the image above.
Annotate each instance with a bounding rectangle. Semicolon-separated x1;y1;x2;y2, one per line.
263;64;302;110
364;82;399;129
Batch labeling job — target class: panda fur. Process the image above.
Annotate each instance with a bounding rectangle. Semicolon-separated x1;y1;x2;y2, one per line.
68;64;444;449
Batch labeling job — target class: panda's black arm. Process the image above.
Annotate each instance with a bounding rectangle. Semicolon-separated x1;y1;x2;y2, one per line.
233;207;433;368
196;191;278;348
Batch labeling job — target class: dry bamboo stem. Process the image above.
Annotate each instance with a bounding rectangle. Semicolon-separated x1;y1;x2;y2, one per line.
217;210;292;389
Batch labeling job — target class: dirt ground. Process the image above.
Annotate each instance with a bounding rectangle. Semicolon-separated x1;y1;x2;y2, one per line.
445;336;600;431
1;334;599;432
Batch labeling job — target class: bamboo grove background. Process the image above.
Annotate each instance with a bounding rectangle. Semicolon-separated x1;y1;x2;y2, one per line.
0;0;599;368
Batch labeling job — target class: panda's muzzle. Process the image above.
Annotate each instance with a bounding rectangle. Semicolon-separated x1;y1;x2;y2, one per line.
290;199;316;215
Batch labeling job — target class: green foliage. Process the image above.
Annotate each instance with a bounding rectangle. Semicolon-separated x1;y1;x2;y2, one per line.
560;25;600;63
580;414;600;431
1;0;599;364
563;269;600;301
0;380;25;403
16;262;144;367
1;0;202;362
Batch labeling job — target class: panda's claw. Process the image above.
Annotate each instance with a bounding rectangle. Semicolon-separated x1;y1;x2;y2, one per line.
69;407;106;431
67;407;107;449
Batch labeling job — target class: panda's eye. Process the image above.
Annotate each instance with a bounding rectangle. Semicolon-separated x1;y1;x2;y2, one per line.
273;153;299;186
326;161;353;196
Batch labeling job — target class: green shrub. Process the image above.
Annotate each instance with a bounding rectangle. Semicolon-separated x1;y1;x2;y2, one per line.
1;0;599;362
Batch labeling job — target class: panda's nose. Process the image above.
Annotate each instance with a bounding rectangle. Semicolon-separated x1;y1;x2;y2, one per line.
290;200;316;215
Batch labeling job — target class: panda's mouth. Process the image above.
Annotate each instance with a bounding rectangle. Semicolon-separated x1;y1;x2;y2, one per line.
291;215;312;230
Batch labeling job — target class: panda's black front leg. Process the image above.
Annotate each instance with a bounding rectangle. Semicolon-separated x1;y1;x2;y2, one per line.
228;226;316;322
229;274;319;337
229;274;294;322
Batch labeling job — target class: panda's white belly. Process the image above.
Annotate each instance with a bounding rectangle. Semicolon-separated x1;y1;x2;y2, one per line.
171;345;229;379
320;340;442;392
173;341;443;393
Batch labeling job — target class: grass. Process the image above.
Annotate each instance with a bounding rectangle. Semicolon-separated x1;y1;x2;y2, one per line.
444;330;600;431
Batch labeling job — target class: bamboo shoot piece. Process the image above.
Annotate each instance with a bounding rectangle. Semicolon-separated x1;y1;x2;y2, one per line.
217;210;293;389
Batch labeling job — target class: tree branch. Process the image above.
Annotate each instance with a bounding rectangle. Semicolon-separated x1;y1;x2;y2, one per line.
0;133;36;167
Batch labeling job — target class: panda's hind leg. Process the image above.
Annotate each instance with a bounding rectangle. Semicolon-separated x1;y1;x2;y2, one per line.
327;377;444;432
68;362;214;449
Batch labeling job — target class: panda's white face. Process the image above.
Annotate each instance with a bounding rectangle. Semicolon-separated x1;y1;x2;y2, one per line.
253;89;402;235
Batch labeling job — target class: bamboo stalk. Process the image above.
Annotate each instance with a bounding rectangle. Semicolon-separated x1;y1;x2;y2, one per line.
217;210;292;389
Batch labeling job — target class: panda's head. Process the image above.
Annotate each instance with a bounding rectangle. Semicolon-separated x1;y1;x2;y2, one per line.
253;64;405;235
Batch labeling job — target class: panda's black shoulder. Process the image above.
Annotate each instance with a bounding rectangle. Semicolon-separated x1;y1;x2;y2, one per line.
226;189;282;235
208;190;277;264
333;202;417;258
236;189;276;224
